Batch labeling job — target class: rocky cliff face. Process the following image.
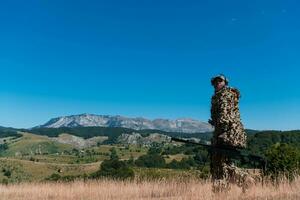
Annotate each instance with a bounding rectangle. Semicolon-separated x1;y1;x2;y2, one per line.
38;114;213;133
50;133;108;149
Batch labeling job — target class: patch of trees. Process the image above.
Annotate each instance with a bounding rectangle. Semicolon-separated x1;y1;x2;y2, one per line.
247;130;300;156
90;148;134;180
135;153;166;168
134;146;208;170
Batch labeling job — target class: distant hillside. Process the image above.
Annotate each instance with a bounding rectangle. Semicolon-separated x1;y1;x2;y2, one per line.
27;126;212;144
0;126;22;139
37;114;213;133
1;132;75;157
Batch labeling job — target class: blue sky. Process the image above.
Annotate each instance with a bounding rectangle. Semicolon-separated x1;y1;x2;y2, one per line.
0;0;299;130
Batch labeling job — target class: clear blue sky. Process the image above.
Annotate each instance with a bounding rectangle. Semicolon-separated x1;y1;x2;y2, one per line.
0;0;299;130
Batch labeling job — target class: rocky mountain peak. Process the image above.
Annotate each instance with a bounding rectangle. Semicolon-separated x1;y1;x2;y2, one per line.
38;114;213;133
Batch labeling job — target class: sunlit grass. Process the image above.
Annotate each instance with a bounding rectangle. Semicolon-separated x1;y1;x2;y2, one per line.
0;177;299;200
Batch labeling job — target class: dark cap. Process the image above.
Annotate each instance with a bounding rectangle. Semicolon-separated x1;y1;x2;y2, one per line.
211;74;229;85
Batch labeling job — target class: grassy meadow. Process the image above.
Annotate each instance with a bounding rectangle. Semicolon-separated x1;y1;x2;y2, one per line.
0;178;299;200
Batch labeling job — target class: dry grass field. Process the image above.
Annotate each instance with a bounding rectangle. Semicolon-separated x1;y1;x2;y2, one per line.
0;178;299;200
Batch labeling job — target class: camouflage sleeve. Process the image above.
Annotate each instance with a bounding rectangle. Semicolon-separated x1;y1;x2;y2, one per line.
218;91;235;131
210;98;215;126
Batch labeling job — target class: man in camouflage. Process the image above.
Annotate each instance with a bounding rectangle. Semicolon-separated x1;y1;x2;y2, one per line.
209;74;253;193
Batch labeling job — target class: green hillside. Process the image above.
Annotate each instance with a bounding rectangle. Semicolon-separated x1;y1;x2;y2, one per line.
0;126;22;139
2;133;74;157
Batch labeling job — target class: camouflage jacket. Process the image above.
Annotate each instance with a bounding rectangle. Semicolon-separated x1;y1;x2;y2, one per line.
210;86;247;148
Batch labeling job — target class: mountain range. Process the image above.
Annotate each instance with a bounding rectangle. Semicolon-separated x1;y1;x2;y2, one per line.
37;114;213;133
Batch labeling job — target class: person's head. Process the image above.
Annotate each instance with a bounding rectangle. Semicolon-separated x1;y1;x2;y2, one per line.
211;74;228;91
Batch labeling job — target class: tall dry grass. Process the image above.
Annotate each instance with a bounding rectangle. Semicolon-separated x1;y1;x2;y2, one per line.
0;178;299;200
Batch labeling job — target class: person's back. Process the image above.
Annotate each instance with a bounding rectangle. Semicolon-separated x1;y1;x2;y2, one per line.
210;85;246;148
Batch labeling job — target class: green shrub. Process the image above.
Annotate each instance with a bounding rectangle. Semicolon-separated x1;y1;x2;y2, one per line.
91;153;134;180
265;143;300;182
166;157;196;170
3;169;11;178
45;173;83;182
135;154;166;168
45;173;61;181
1;178;8;185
